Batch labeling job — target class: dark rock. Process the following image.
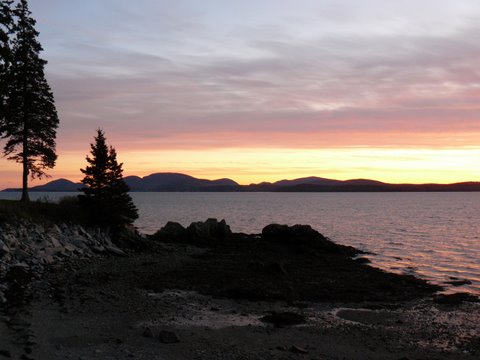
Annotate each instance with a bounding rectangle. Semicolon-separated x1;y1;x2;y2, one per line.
265;262;287;275
186;218;232;243
434;292;479;305
158;330;180;344
250;261;287;276
262;224;321;244
260;312;307;327
91;246;106;254
223;287;264;301
446;279;472;286
261;224;355;254
3;265;32;305
105;246;126;257
142;327;154;338
0;240;10;255
0;350;11;358
354;257;371;264
152;222;186;241
152;219;233;244
290;345;308;354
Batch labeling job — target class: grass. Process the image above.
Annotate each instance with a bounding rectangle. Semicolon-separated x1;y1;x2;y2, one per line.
0;196;87;225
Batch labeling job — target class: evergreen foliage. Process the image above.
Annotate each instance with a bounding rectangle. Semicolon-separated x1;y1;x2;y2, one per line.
0;0;13;130
80;129;138;227
0;0;59;202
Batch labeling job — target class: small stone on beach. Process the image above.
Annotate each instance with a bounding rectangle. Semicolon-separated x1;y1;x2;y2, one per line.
142;327;154;338
290;345;308;354
158;330;180;344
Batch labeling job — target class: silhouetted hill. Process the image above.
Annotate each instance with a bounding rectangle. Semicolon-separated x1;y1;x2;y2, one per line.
124;173;239;191
2;173;480;192
2;179;82;192
273;176;342;187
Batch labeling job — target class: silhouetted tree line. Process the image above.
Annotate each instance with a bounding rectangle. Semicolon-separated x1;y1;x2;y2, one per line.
0;0;138;227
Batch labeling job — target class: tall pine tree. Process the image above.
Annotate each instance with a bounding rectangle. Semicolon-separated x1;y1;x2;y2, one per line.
80;129;138;227
0;1;14;127
1;0;59;202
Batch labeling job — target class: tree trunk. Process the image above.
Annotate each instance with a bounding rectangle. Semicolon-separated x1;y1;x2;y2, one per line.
20;119;29;203
21;159;29;202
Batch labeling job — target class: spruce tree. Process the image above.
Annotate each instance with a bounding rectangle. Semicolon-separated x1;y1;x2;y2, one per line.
0;0;59;202
0;1;13;128
80;129;138;227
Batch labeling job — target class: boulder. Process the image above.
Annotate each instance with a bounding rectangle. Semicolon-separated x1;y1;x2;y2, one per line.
186;218;232;243
158;330;180;344
46;235;62;248
37;251;54;264
262;224;324;243
92;245;106;253
2;234;17;248
261;224;356;254
0;240;10;256
63;244;77;253
152;219;233;244
142;327;154;338
154;222;186;241
105;246;126;257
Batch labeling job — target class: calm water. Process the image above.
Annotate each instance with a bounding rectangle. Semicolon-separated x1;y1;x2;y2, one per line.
2;191;479;295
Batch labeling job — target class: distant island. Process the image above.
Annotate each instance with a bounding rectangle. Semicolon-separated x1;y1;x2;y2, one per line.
3;172;480;192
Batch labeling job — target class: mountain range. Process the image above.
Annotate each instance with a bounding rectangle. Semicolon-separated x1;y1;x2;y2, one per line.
3;172;480;192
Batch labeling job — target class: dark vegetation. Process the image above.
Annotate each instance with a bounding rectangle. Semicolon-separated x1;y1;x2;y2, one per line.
79;129;138;227
0;130;138;229
0;196;85;225
0;0;59;202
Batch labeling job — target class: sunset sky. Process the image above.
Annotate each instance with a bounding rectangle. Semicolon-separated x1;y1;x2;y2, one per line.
2;0;480;188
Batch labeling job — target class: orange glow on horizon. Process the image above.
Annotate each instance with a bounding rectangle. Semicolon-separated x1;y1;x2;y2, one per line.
1;146;480;189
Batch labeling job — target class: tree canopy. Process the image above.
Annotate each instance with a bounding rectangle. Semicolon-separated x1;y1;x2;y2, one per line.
80;129;138;227
0;0;59;202
0;0;14;125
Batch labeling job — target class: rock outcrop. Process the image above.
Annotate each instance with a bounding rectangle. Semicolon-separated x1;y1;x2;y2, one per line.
262;224;360;255
151;218;232;245
0;219;127;303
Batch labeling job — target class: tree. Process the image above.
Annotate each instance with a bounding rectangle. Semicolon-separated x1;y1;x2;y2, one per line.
0;0;59;202
80;129;138;227
0;0;14;129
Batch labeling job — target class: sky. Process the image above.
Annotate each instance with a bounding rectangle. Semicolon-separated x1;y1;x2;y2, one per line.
2;0;480;188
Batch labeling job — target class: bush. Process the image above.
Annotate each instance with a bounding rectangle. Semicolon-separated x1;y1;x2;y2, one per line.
0;197;86;225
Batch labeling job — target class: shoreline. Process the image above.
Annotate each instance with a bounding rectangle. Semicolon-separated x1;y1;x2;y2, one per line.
1;219;479;359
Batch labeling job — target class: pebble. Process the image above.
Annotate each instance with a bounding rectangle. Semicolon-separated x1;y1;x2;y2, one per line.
158;330;180;344
142;327;154;338
290;345;308;354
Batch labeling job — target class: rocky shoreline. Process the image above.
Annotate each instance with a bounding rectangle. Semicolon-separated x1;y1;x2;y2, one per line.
0;218;133;305
1;219;479;359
